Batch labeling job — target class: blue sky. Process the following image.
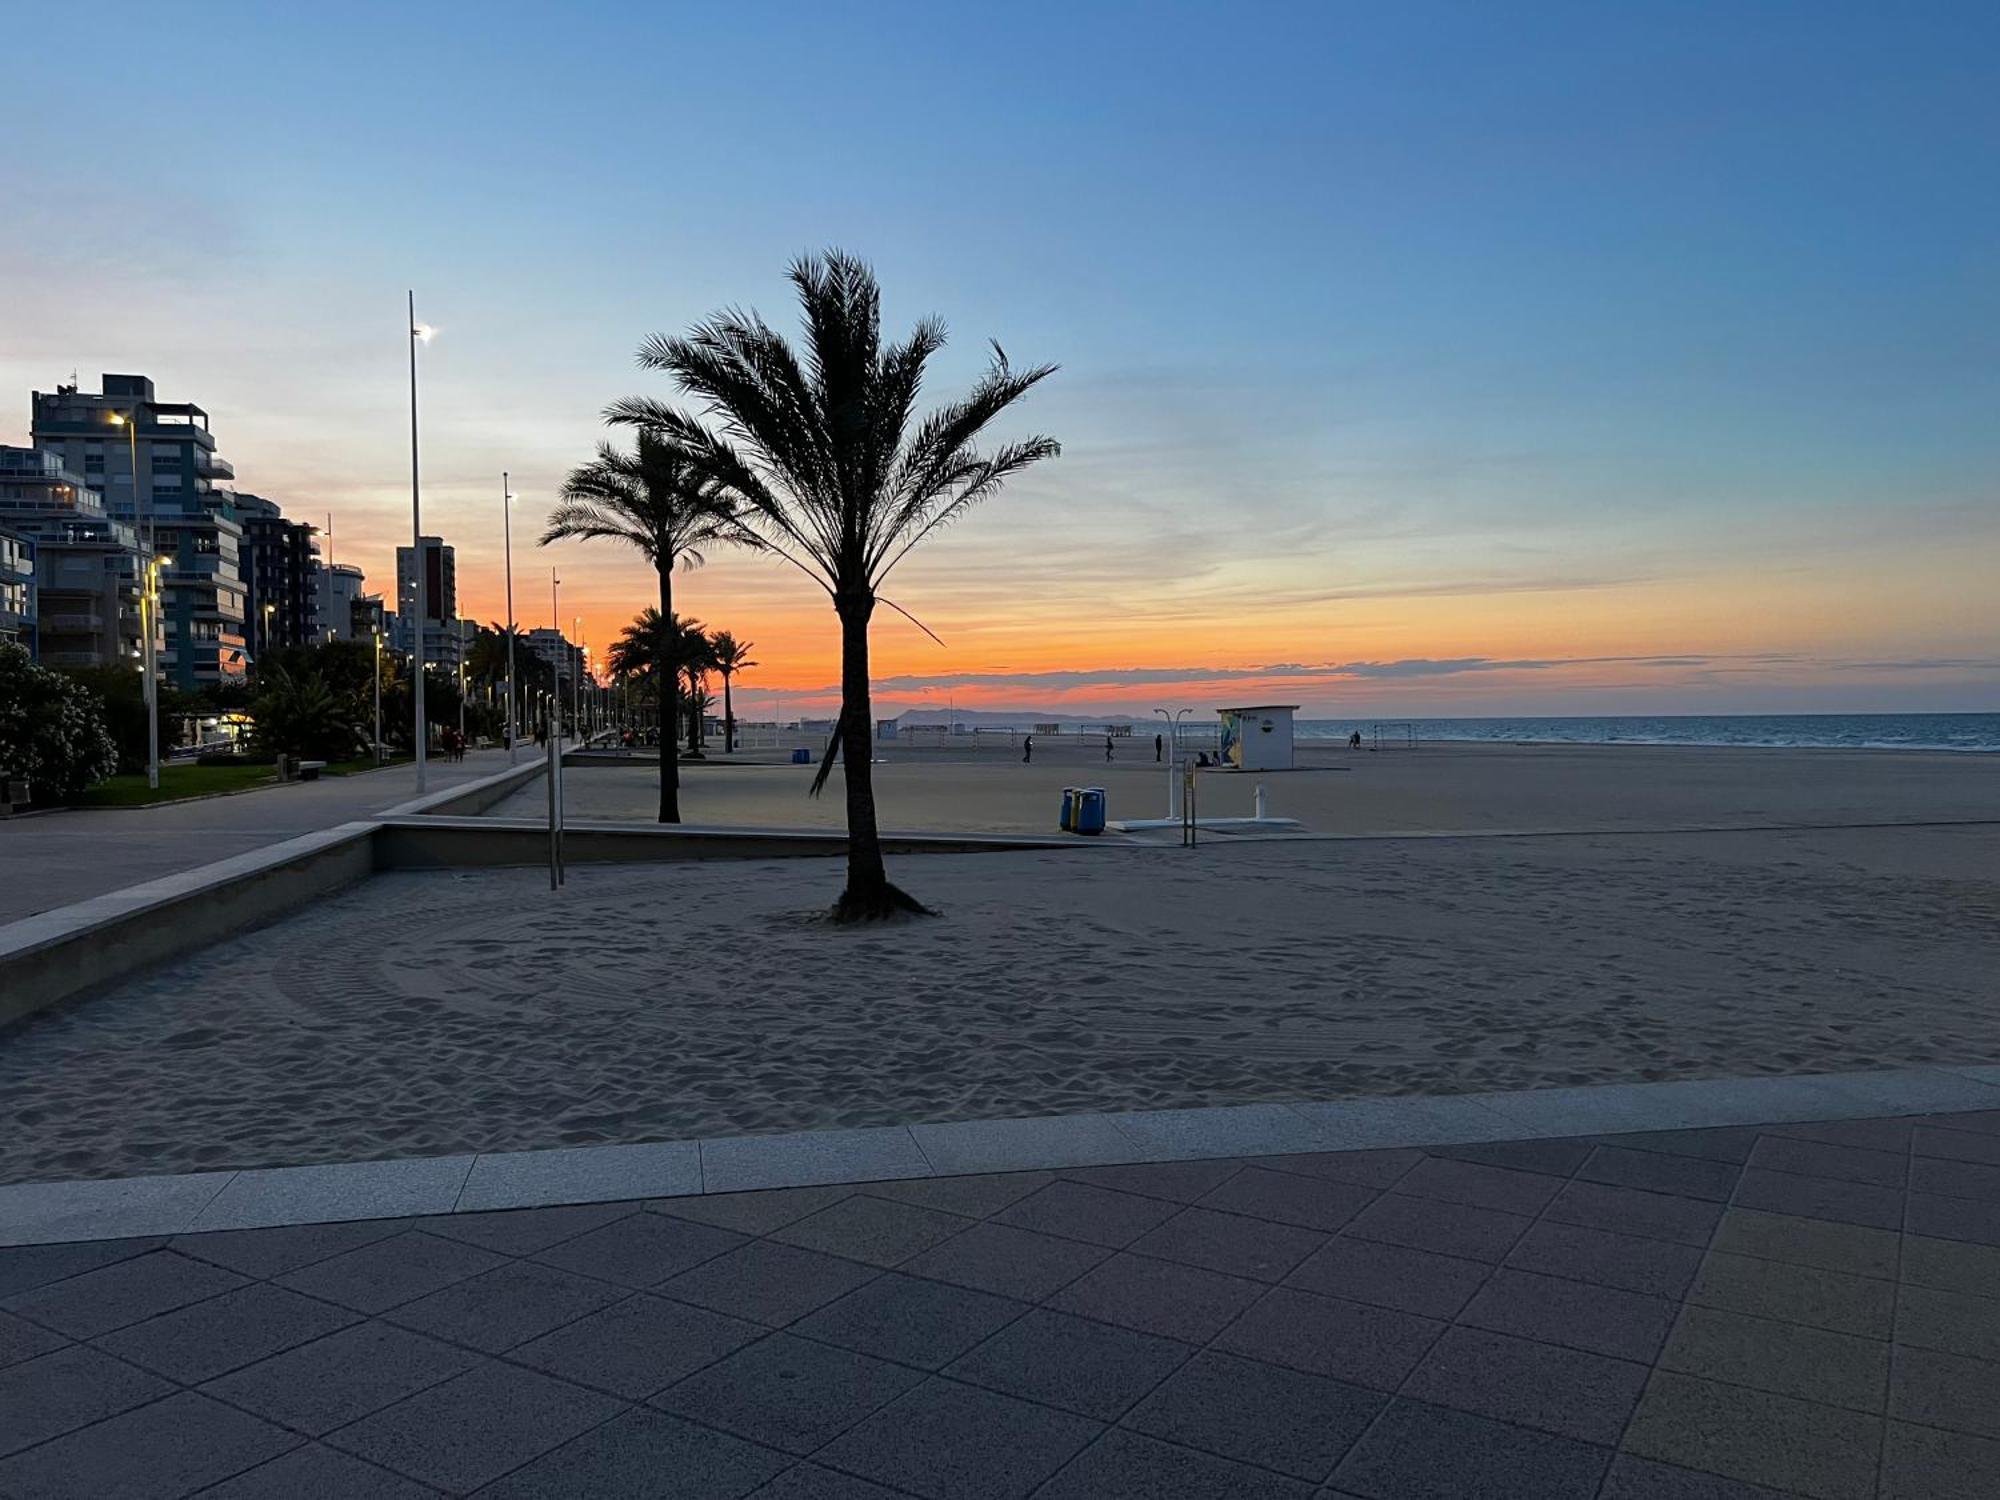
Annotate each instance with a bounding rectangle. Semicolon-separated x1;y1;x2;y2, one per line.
2;0;1995;713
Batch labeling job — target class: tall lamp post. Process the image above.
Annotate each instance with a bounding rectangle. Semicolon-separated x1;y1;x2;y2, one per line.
107;410;160;790
372;623;384;763
457;619;468;747
573;615;583;744
408;293;435;791
550;568;561;743
502;472;518;764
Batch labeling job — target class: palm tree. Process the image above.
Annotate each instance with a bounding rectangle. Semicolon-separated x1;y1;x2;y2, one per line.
610;609;711;749
541;431;740;823
681;629;718;756
708;632;757;753
610;250;1058;920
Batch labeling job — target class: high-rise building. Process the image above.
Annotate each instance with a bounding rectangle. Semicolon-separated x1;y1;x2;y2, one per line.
524;627;583;688
0;446;152;670
235;493;319;662
394;535;462;668
31;375;248;689
0;525;34;655
309;560;368;642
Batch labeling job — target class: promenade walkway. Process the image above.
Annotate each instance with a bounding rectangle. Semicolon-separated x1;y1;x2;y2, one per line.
0;750;525;924
2;1104;1995;1497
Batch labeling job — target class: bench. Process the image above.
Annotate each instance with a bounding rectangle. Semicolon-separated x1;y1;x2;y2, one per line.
297;760;329;782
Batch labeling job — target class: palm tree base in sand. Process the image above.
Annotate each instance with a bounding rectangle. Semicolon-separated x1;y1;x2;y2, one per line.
832;880;933;923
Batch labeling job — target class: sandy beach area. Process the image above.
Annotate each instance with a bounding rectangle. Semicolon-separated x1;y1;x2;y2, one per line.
4;811;1994;1184
492;738;2000;837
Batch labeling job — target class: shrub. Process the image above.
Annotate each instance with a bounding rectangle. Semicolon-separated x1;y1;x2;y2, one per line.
249;667;362;763
0;640;119;802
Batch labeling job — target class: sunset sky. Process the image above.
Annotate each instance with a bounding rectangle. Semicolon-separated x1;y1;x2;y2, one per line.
3;1;1995;717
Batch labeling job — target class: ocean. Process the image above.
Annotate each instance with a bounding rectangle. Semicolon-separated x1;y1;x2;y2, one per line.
1291;714;2000;753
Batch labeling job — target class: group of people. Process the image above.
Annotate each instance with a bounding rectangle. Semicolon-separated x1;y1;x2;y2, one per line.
439;727;468;761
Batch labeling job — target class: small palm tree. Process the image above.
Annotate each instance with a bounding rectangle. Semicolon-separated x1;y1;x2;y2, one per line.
610;609;711;749
708;631;757;753
611;250;1058;920
542;432;741;822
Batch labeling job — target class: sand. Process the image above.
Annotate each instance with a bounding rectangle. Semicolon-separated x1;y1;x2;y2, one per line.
4;817;1995;1184
493;740;2000;837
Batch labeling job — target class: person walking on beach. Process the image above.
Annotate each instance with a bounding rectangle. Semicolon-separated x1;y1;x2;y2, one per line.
1155;732;1163;762
1349;730;1362;750
1105;734;1114;762
1022;735;1033;764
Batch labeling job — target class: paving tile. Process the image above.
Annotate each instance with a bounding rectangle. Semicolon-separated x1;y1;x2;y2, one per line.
992;1180;1179;1247
1504;1219;1703;1298
1426;1136;1596;1176
1212;1285;1443;1389
700;1125;929;1193
1623;1369;1881;1500
275;1230;507;1315
747;1466;910;1500
1248;1147;1424;1189
1660;1303;1888;1412
1460;1266;1676;1361
1889;1344;2000;1439
1896;1283;2000;1363
1284;1234;1490;1318
1599;1453;1803;1498
1914;1123;2000;1166
1543;1179;1723;1246
1044;1252;1264;1342
1402;1324;1647;1444
1195;1166;1377;1231
0;1173;232;1250
770;1194;973;1267
414;1200;637;1256
477;1406;789;1499
1922;1108;2000;1136
910;1112;1135;1174
1125;1348;1383;1481
658;1239;881;1327
815;1377;1100;1500
651;1184;854;1235
0;1235;167;1299
382;1258;621;1353
4;1247;245;1338
1032;1427;1314;1498
1734;1167;1905;1230
96;1280;359;1383
0;1307;66;1370
1899;1233;2000;1296
171;1219;406;1280
197;1442;439;1498
1880;1419;2000;1500
1395;1156;1564;1214
1342;1192;1533;1263
510;1291;762;1399
1709;1207;1899;1278
1769;1117;1916;1152
0;1388;298;1500
1126;1205;1325;1282
1749;1135;1909;1188
1331;1397;1611;1499
191;1156;474;1232
1823;1070;2000;1118
900;1220;1107;1300
531;1209;747;1288
1599;1127;1762;1166
323;1361;621;1493
1058;1157;1245;1202
944;1306;1190;1420
654;1331;924;1452
1579;1144;1742;1202
1906;1190;2000;1247
1687;1250;1893;1337
792;1272;1026;1369
455;1138;700;1212
200;1320;481;1436
0;1344;173;1458
863;1171;1051;1218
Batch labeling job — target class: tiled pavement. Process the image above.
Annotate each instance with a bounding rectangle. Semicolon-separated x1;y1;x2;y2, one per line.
4;1111;2000;1498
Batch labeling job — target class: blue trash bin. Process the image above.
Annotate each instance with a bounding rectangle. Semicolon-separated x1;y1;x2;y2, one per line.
791;747;811;765
1059;786;1079;831
1075;787;1107;835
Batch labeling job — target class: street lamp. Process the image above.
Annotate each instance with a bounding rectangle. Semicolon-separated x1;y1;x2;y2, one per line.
573;614;583;745
107;410;161;790
260;601;276;664
502;472;518;764
408;293;435;791
372;624;384;764
550;567;561;743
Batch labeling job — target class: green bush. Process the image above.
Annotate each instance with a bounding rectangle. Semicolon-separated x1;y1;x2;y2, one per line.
249;667;363;763
0;640;119;802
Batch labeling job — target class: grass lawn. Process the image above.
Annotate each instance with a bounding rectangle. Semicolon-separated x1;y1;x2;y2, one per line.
73;762;279;807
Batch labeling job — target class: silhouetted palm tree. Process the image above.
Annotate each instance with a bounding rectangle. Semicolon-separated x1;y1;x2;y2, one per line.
708;631;756;753
610;608;711;750
610;251;1058;919
542;432;740;822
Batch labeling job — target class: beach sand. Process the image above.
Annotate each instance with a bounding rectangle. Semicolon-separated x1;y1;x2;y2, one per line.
4;815;1994;1184
494;739;2000;837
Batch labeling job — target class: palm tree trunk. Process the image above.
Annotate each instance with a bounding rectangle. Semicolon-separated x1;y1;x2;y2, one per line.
658;569;681;824
722;673;734;754
832;591;925;921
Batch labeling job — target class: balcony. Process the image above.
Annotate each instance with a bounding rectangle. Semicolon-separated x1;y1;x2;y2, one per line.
42;611;104;632
195;453;234;480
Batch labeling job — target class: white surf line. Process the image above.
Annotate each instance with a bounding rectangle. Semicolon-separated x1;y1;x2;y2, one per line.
3;1065;1997;1248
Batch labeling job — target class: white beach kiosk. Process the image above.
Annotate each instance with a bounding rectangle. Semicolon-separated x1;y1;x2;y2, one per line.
1217;704;1299;771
